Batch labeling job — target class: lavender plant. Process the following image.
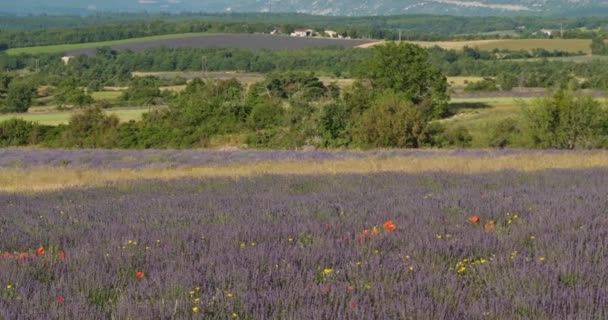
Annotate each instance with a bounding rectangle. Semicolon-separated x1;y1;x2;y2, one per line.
0;148;588;169
0;170;606;319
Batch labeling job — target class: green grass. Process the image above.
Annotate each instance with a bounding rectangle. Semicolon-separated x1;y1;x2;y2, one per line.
0;107;156;126
6;33;213;55
444;98;526;147
445;95;607;147
91;91;123;101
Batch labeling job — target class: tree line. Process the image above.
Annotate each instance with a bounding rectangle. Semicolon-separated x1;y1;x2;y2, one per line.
2;43;608;150
3;13;608;49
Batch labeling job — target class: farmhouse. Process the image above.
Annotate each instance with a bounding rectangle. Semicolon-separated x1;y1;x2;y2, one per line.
537;29;557;37
324;30;338;38
61;56;74;65
291;29;314;37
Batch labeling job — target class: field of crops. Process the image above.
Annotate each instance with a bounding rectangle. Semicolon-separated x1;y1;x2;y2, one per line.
360;39;593;54
0;149;607;319
8;34;375;56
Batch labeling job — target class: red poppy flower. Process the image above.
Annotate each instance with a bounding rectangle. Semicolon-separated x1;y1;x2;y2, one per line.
5;252;12;258
36;247;45;256
469;215;480;224
56;296;65;304
18;253;27;260
383;220;397;231
135;271;145;279
371;228;379;236
59;252;66;260
484;220;496;233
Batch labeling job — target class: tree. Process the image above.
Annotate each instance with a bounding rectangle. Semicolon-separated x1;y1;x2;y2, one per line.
60;106;120;148
591;36;607;56
522;90;606;149
319;102;350;146
55;86;94;107
3;82;35;113
121;76;162;106
357;42;449;119
352;92;427;148
0;118;35;147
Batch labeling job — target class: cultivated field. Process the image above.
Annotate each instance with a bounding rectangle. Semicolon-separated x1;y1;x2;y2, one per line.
1;149;608;318
360;39;593;54
5;33;212;55
8;34;375;56
0;107;156;126
3;149;608;192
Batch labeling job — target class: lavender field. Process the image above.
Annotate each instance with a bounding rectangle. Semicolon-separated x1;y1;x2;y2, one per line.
1;169;607;319
0;148;594;169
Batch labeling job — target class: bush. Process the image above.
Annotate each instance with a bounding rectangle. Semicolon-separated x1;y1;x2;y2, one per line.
464;78;499;92
2;82;36;113
58;107;120;148
522;90;607;149
352;92;427;148
488;118;521;148
441;125;473;147
0;118;35;147
121;76;162;106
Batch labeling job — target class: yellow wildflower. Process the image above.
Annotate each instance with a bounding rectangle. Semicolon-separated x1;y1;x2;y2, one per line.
539;257;546;262
323;268;333;275
6;284;13;289
226;293;234;298
192;306;199;313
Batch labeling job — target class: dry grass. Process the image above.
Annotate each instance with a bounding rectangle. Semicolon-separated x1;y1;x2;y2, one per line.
360;39;592;54
3;152;608;193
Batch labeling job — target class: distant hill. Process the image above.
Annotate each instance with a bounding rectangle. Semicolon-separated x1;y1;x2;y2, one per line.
3;0;608;16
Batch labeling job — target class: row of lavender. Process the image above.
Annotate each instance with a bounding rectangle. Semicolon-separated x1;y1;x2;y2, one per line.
0;148;583;169
0;170;607;318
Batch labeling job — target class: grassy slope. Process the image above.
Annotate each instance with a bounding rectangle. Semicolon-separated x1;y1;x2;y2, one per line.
6;32;212;55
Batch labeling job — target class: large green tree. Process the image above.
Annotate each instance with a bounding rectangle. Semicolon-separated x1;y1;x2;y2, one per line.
3;82;36;113
357;42;449;119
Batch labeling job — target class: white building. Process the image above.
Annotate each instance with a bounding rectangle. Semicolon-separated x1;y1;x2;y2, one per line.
324;30;338;38
291;29;314;37
61;56;74;65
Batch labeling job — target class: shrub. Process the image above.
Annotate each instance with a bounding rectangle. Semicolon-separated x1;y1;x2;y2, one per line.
352;92;427;148
522;90;607;149
464;78;499;92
